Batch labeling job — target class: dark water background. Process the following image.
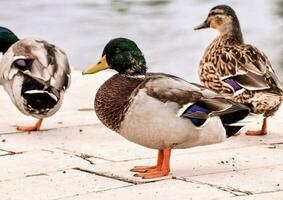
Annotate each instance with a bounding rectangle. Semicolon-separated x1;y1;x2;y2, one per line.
1;0;283;82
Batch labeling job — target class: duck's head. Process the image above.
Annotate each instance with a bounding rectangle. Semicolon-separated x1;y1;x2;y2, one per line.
194;5;242;36
0;27;19;54
83;38;147;76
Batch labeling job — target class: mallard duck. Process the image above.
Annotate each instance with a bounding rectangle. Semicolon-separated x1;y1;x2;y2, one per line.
0;27;71;132
82;38;250;179
194;5;283;136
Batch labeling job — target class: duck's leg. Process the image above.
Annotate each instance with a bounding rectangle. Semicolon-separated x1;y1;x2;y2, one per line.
246;118;267;136
17;119;43;132
134;147;171;179
130;149;164;173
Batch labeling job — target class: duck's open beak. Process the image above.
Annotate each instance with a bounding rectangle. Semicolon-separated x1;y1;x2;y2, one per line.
82;55;109;75
194;20;209;30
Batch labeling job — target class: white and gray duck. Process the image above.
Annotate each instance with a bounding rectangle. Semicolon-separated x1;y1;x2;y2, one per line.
82;38;251;179
0;27;71;132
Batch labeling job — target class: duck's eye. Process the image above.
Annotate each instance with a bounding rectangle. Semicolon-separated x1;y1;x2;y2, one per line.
14;59;30;71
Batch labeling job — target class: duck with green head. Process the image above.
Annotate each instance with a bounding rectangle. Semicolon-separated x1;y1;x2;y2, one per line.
195;5;283;136
0;26;71;132
83;38;250;179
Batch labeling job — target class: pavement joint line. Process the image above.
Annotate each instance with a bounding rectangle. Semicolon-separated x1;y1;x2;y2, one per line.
267;142;283;145
74;154;95;165
0;168;74;183
40;149;55;153
173;177;253;196
227;189;283;199
93;184;134;193
0;148;22;156
51;185;135;200
0;123;104;136
0;149;57;158
72;167;168;185
174;163;283;179
56;147;115;163
25;173;49;177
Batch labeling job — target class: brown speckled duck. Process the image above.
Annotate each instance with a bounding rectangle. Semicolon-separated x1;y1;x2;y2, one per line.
195;5;283;136
82;38;250;179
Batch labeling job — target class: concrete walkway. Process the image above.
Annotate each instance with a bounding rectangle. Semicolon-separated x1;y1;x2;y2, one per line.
0;71;283;200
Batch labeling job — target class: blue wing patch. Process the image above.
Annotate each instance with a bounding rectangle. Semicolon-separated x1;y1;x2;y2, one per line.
181;104;210;126
223;78;242;91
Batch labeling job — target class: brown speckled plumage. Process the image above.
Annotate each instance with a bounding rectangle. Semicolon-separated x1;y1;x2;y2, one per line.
95;74;143;131
198;7;283;117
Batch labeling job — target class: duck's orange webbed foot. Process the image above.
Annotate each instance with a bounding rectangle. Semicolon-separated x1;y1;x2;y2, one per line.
132;148;171;179
130;149;164;173
134;170;169;179
130;166;160;173
246;130;267;136
17;119;43;132
246;118;267;136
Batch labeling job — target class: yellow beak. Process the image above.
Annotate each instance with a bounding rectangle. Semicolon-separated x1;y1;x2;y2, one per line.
82;55;109;75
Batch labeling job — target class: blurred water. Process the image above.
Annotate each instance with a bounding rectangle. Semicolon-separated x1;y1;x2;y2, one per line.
1;0;283;82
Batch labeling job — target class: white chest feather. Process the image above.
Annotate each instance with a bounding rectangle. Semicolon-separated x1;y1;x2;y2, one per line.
119;90;227;149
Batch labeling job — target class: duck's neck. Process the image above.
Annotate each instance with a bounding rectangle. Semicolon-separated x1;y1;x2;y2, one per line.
120;64;147;76
219;20;244;45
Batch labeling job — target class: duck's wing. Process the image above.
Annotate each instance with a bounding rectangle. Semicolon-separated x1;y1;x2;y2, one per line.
217;44;282;94
142;73;249;126
0;38;71;93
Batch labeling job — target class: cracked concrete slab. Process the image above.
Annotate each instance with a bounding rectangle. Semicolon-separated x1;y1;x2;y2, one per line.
170;145;283;177
80;143;283;184
0;169;131;200
222;191;283;199
58;179;233;200
0;150;90;181
186;165;283;195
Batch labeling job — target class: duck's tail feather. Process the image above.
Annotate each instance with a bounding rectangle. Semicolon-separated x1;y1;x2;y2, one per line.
198;97;250;124
227;113;264;126
223;125;242;137
180;97;250;136
223;113;263;137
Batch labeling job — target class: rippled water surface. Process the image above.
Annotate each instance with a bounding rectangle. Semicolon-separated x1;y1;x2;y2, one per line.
1;0;283;82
